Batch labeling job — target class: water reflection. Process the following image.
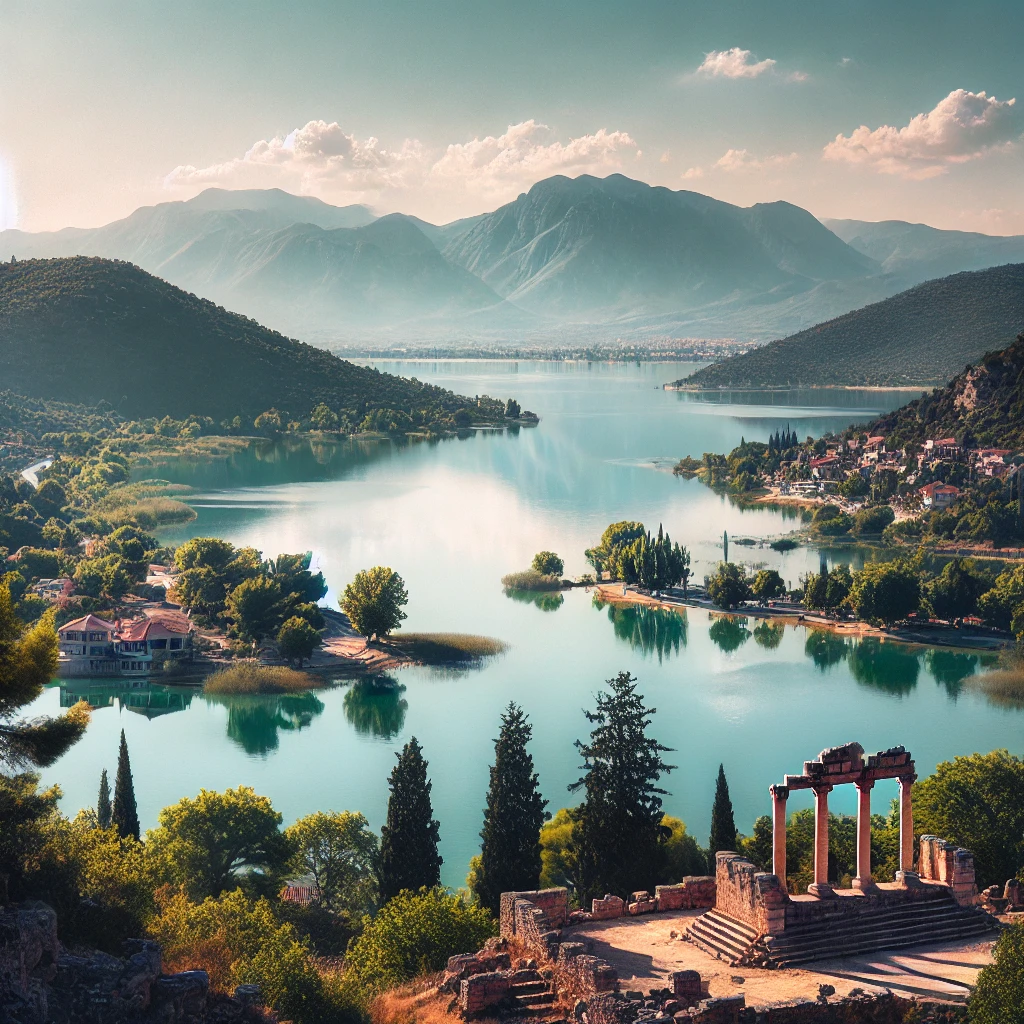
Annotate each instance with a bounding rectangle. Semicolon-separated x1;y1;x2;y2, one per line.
204;691;326;756
924;649;981;698
595;599;687;662
753;621;785;651
847;638;920;695
343;676;408;739
804;630;851;671
708;616;751;653
504;588;565;612
59;680;195;718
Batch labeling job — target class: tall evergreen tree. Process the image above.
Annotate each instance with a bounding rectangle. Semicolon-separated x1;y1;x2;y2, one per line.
378;736;442;902
569;671;675;901
472;703;548;915
112;729;140;841
96;768;112;828
708;763;737;869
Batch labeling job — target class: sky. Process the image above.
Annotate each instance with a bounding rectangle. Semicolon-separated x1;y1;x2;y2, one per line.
2;0;1023;234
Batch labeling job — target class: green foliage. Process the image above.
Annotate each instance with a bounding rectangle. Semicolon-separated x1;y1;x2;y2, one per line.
753;621;785;650
277;616;322;667
585;521;645;577
147;786;291;901
708;616;750;653
0;588;88;769
472;703;548;915
538;806;582;891
112;729;140;841
750;569;786;604
849;559;921;625
927;558;991;622
978;564;1024;631
707;562;751;609
530;551;564;576
970;922;1024;1024
501;569;562;592
569;671;675;901
811;503;853;536
341;566;409;639
203;664;320;695
343;887;495;1000
662;814;709;880
378;738;442;902
914;750;1024;888
852;504;895;535
285;811;379;915
708;764;737;866
226;576;285;643
804;563;853;614
97;769;111;829
587;522;690;591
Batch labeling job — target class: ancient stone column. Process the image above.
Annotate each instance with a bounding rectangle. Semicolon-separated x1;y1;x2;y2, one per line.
770;784;789;889
897;774;917;878
852;778;875;891
808;785;834;897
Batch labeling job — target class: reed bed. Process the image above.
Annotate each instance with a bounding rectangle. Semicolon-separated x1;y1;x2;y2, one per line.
203;663;322;695
389;632;508;664
500;569;562;591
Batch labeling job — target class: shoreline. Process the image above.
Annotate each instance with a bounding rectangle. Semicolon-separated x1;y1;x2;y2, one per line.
592;584;1008;652
664;383;934;393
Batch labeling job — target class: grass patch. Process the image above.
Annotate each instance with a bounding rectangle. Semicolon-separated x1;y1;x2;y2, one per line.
389;632;509;664
967;667;1024;708
500;569;562;591
203;663;322;695
91;479;197;528
770;538;799;551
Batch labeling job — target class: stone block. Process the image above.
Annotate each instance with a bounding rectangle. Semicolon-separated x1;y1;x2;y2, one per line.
592;894;625;920
670;970;701;1008
459;971;510;1015
1005;879;1023;909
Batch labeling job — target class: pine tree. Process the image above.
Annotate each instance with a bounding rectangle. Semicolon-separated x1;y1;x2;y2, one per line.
472;703;548;915
708;763;737;869
378;736;442;902
112;729;140;840
570;671;675;901
96;768;112;828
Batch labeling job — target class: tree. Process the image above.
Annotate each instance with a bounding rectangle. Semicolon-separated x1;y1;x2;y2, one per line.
112;730;140;841
824;563;853;612
147;786;290;901
852;505;895;536
707;562;751;609
341;566;409;639
531;551;564;577
309;403;339;430
472;703;548;915
662;814;709;880
96;769;112;829
378;737;442;901
978;564;1024;630
708;764;738;868
927;558;989;622
284;810;378;914
0;585;88;769
970;922;1024;1024
225;575;284;644
849;559;921;626
344;887;495;999
569;671;675;901
914;750;1024;889
585;521;646;578
277;616;321;667
750;569;786;604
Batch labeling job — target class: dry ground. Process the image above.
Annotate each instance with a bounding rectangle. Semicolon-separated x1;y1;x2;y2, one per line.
565;911;995;1006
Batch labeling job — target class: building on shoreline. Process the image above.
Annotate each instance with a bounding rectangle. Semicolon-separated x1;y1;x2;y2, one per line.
57;609;193;677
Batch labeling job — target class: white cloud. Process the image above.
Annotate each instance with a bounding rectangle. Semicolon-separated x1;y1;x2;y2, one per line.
823;89;1019;178
164;119;637;217
696;47;776;79
714;149;799;172
681;166;704;180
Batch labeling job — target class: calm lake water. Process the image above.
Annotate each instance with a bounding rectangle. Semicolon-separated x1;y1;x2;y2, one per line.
31;361;1024;888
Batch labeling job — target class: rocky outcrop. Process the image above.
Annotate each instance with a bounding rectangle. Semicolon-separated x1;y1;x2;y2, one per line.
0;902;267;1024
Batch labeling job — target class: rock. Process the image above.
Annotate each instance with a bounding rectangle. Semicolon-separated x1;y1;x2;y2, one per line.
573;997;588;1023
729;975;745;985
233;984;262;1007
816;982;836;1004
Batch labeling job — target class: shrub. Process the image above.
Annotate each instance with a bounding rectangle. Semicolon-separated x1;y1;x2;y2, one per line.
852;505;895;536
203;664;321;694
530;551;564;576
970;922;1024;1024
501;569;562;591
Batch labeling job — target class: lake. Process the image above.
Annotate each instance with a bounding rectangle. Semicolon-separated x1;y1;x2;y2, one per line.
31;361;1024;888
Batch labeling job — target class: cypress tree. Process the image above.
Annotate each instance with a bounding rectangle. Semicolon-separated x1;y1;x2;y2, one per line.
111;729;140;841
378;736;442;902
96;768;112;829
473;703;548;915
708;763;737;869
570;671;675;902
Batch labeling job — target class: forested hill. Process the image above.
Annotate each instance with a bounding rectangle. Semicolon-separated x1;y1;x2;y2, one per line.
675;264;1024;389
869;332;1024;450
0;257;503;422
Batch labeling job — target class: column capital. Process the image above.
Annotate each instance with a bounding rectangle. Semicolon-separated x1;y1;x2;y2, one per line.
769;784;789;800
812;783;833;796
897;773;918;787
855;776;876;792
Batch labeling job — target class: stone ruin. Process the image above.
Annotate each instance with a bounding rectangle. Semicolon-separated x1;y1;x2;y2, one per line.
687;742;1001;967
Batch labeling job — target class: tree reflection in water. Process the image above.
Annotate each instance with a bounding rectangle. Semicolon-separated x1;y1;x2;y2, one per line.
504;588;564;612
204;691;326;756
753;621;785;651
595;599;687;662
708;616;750;654
924;649;983;698
343;676;408;739
847;638;921;695
804;629;851;671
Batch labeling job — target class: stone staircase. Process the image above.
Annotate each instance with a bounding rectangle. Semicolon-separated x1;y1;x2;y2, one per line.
687;888;998;968
508;975;565;1022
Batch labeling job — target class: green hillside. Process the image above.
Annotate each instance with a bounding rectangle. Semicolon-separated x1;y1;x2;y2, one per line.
0;257;508;423
677;264;1024;389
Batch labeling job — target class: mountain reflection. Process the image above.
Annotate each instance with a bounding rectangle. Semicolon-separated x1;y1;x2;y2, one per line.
204;691;326;756
343;676;408;739
596;599;687;661
505;588;565;612
708;616;750;653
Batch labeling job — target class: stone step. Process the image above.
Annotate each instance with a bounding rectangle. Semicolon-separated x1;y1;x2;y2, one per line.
514;991;555;1007
510;981;549;996
686;910;759;964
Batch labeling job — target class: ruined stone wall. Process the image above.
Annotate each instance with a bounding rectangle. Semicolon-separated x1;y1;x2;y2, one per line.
499;888;568;938
919;836;978;907
458;971;510;1015
656;877;717;911
713;854;763;929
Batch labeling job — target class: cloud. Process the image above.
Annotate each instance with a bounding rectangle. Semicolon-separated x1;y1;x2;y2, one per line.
164;119;637;216
714;149;799;172
696;47;776;79
681;166;704;180
823;89;1019;178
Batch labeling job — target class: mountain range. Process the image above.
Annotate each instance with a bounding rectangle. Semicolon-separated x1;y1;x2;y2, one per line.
4;175;1024;350
675;264;1024;389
